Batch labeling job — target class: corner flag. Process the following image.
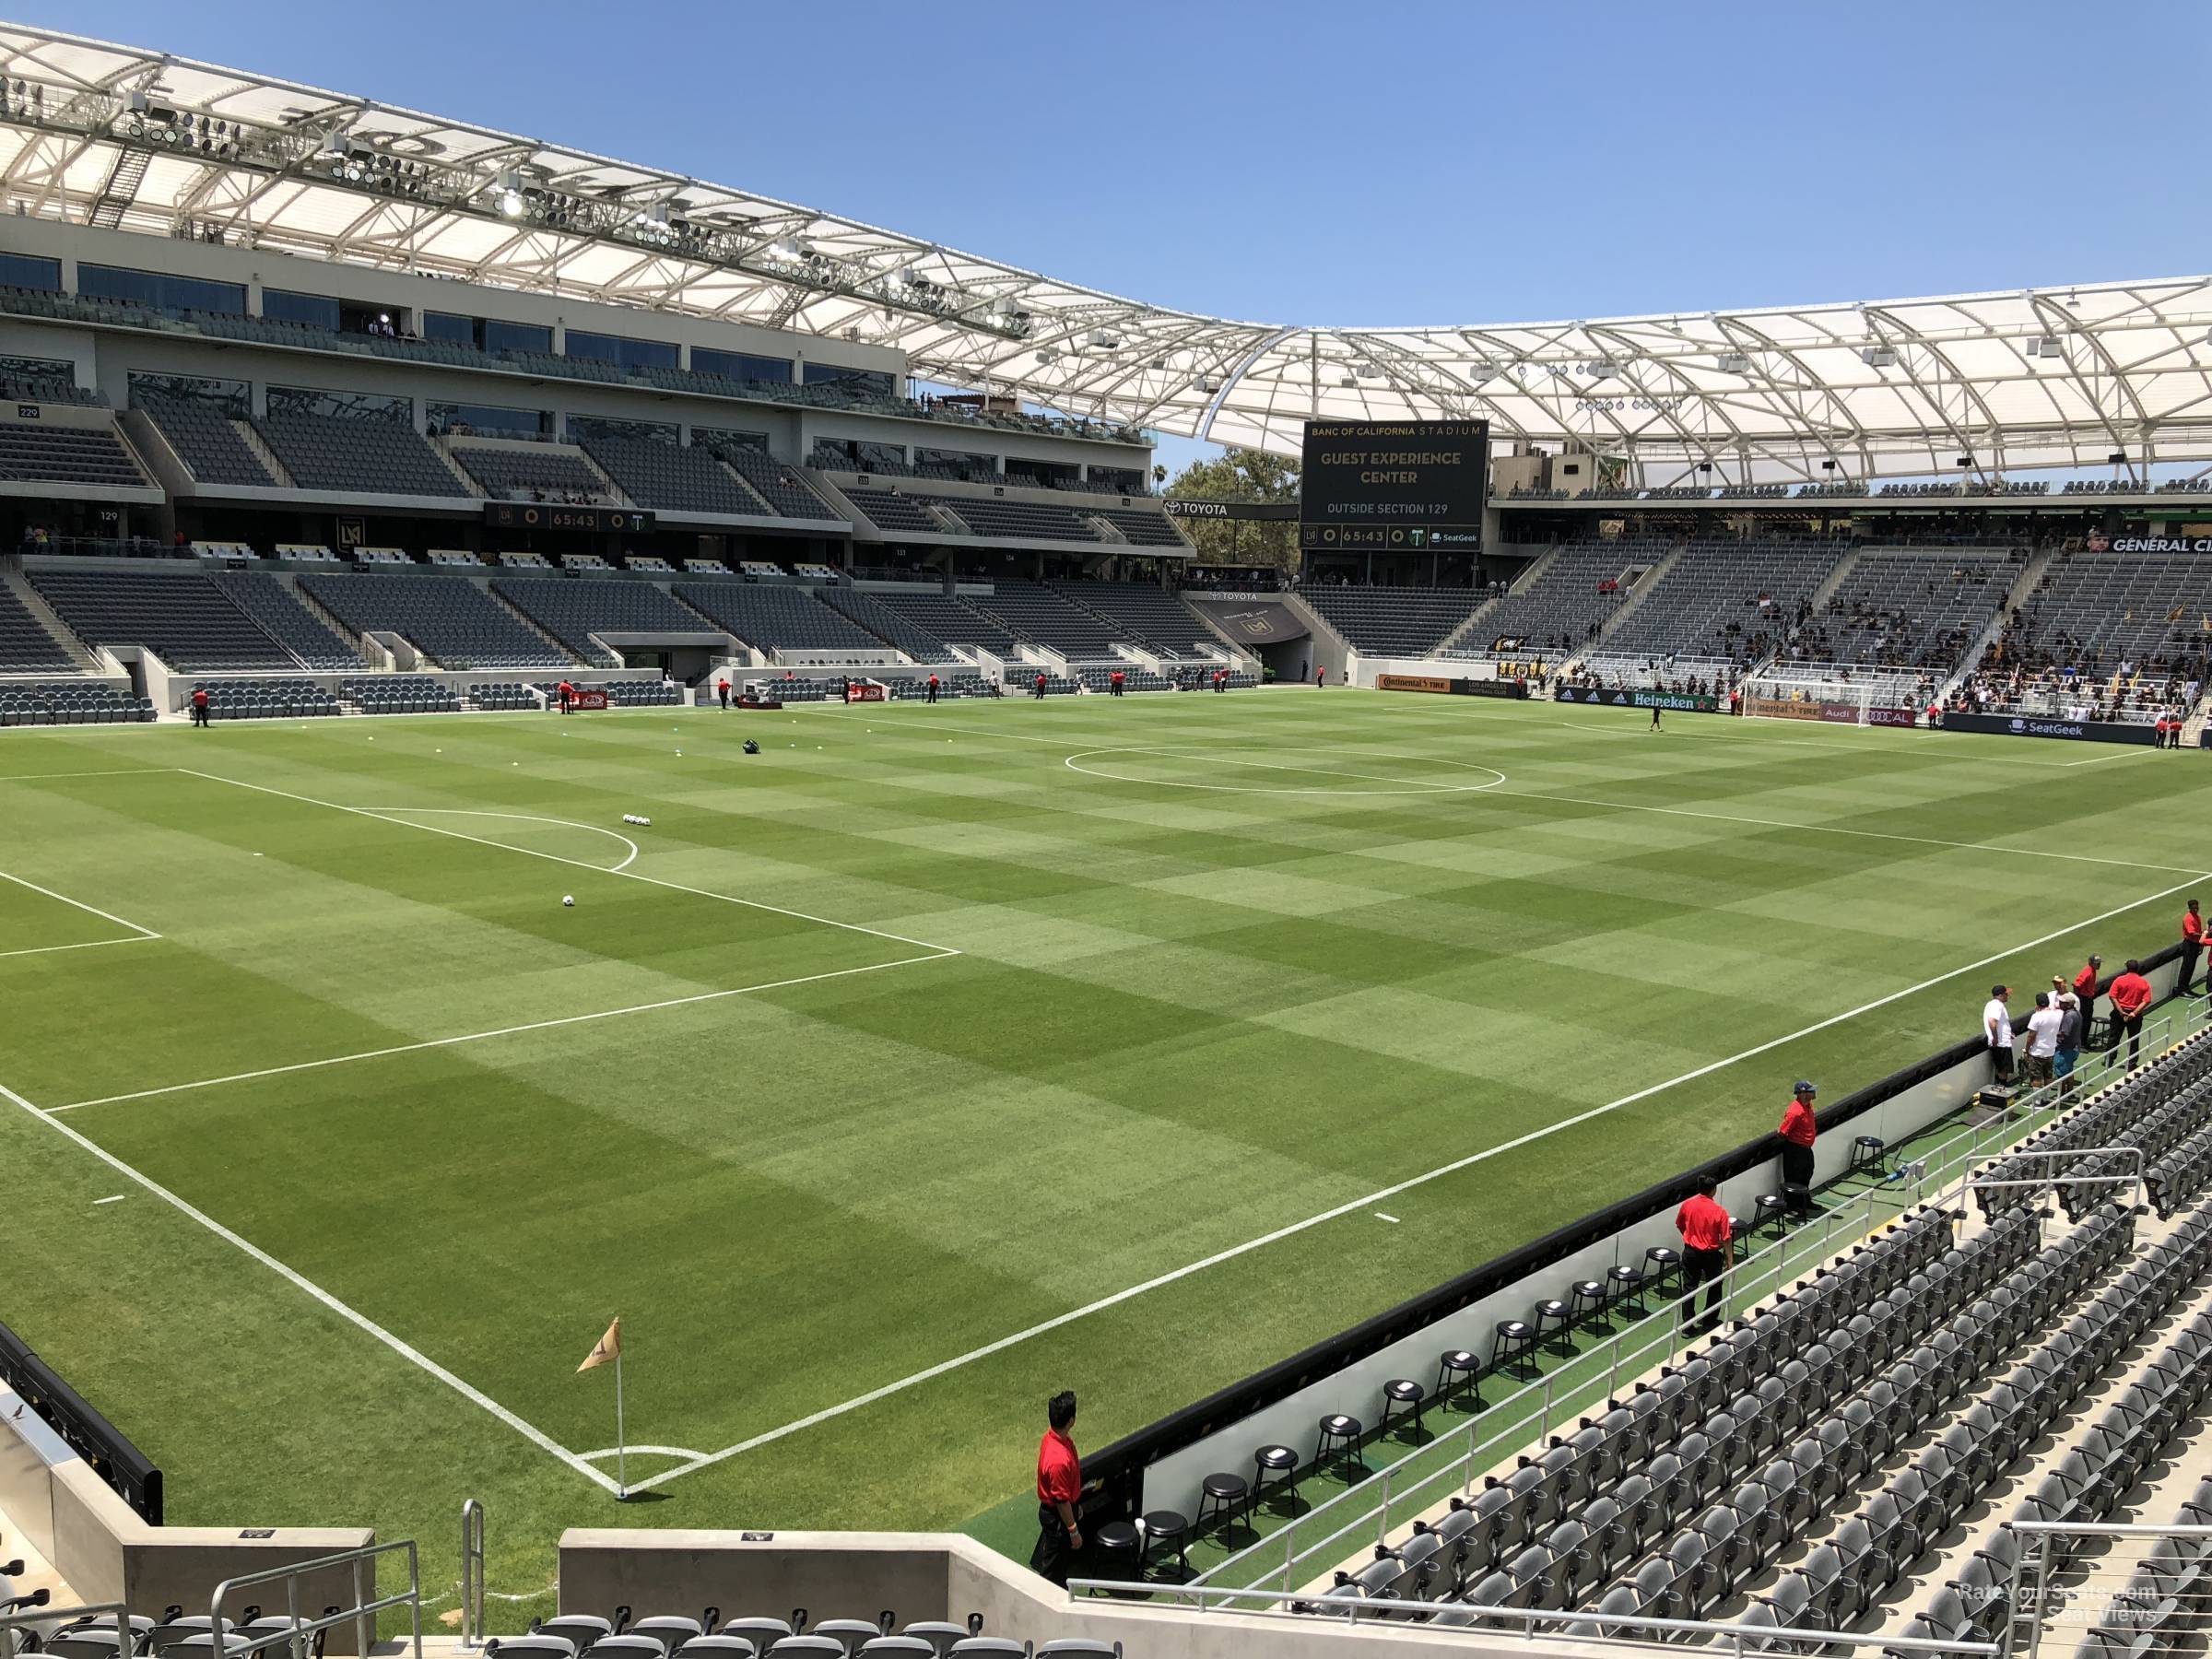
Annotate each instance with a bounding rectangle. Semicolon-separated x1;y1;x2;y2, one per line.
577;1317;621;1373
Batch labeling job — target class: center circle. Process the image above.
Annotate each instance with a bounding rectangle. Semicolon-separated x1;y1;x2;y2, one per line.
1062;746;1509;795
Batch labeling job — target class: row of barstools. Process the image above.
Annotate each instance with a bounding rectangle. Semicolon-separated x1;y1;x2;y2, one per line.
1110;1147;1891;1582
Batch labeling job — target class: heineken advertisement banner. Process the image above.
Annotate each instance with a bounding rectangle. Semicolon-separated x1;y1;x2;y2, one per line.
1942;711;2159;747
1556;685;1720;713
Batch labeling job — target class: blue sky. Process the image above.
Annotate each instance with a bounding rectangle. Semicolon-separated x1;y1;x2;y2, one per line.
35;0;2210;475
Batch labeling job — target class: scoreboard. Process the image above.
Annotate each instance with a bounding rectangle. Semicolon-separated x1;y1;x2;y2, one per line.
1299;418;1488;551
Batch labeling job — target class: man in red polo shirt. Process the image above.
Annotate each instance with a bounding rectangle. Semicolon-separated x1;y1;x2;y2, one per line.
557;678;574;714
1778;1081;1818;1216
716;676;731;711
926;672;940;705
2109;959;2156;1067
1030;1391;1082;1585
190;684;210;727
2183;900;2205;995
1674;1178;1733;1335
1034;671;1049;700
2073;955;2102;1030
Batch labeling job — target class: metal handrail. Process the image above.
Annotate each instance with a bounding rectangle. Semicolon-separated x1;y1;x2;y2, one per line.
1187;1006;2203;1596
210;1539;421;1659
460;1501;485;1650
1063;1579;2000;1653
1;1606;128;1659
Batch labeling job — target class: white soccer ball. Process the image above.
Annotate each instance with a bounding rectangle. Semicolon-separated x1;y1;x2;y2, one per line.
562;895;575;908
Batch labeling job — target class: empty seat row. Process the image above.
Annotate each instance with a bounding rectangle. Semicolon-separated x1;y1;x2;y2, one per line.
189;678;340;719
341;675;463;715
301;573;575;669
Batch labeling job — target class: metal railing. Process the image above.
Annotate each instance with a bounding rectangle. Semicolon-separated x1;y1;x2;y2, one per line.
1063;1580;1999;1655
2;1605;128;1659
210;1539;421;1659
2012;1520;2212;1659
1181;1008;2199;1598
460;1500;486;1650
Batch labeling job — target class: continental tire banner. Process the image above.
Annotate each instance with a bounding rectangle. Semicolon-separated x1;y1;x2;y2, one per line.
1942;711;2160;746
1376;673;1528;699
1377;674;1454;694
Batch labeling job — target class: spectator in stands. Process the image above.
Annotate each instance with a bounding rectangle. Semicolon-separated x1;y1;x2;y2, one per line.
2075;955;2102;1027
716;676;731;711
1983;984;2015;1086
2022;993;2064;1088
1777;1081;1818;1213
190;684;210;727
1031;1391;1082;1585
2054;991;2085;1094
1674;1178;1732;1334
2109;959;2156;1066
2183;900;2206;995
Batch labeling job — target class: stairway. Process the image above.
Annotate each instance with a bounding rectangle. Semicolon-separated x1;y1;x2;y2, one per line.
88;147;150;230
233;418;296;488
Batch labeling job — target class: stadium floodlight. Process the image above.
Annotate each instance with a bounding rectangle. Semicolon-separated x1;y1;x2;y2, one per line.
2109;451;2129;465
2025;335;2063;358
1036;347;1059;363
1862;346;1900;368
1715;352;1752;373
1194;376;1219;394
497;188;524;218
1147;358;1167;371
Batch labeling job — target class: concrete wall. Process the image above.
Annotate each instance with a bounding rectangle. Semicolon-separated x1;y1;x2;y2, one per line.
0;1388;375;1649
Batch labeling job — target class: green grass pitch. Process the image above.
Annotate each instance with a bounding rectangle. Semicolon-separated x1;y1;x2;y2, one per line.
0;689;2203;1617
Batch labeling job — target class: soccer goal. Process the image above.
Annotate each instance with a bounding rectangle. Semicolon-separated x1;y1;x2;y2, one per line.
1742;670;1923;728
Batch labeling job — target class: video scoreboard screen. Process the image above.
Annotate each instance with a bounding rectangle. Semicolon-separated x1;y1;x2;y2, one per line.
1300;418;1488;551
484;503;655;535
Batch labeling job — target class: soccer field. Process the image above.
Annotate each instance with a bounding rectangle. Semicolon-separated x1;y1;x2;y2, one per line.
2;689;2205;1611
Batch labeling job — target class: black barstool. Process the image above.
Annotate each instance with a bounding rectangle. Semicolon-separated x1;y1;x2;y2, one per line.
1853;1135;1888;1177
1094;1520;1140;1589
1569;1277;1610;1329
1730;1216;1756;1261
1140;1509;1191;1580
1643;1245;1683;1300
1755;1193;1792;1236
1253;1443;1300;1514
1315;1413;1367;1478
1532;1297;1574;1357
1491;1317;1537;1379
1606;1263;1648;1318
1435;1348;1484;1413
1380;1379;1426;1442
1194;1472;1249;1535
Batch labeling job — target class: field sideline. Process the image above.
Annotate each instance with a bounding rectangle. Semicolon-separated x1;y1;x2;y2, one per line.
2;687;2206;1617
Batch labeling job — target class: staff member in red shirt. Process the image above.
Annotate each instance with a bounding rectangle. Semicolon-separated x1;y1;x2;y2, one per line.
926;672;940;704
1778;1081;1818;1215
1108;668;1124;697
2183;900;2205;995
1034;671;1049;700
2073;955;2102;1030
190;685;210;727
1030;1391;1082;1585
2109;959;2156;1067
1674;1179;1733;1335
716;676;731;710
557;678;575;714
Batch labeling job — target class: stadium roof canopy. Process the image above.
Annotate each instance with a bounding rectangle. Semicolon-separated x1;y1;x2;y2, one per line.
6;23;2212;483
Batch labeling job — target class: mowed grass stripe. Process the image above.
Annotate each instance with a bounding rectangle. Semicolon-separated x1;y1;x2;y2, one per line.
4;693;2211;1612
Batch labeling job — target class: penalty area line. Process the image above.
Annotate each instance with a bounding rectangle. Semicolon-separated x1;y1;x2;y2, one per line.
0;1074;621;1494
626;864;2212;1493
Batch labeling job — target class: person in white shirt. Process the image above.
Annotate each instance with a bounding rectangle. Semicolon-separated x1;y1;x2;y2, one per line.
1983;983;2016;1085
2022;992;2065;1088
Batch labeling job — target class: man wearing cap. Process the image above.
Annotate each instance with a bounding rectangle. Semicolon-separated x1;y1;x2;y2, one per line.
1778;1081;1818;1216
2053;992;2085;1096
1983;983;2015;1086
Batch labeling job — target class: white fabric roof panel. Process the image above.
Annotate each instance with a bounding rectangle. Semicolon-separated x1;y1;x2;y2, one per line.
6;21;2211;479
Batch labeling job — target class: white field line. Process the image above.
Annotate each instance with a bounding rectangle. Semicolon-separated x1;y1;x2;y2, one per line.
0;1073;622;1494
827;709;2210;880
0;935;159;963
629;865;2212;1492
363;807;640;872
175;768;957;955
0;868;161;939
51;954;951;1112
